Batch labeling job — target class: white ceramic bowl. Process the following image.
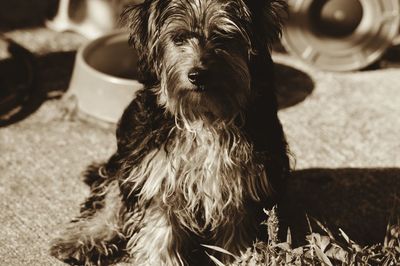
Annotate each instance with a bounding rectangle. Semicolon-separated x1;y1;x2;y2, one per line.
68;31;143;123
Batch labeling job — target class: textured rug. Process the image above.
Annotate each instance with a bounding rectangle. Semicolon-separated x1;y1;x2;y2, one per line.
1;26;399;265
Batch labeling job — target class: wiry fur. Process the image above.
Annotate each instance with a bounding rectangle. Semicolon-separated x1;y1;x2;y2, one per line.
50;0;290;265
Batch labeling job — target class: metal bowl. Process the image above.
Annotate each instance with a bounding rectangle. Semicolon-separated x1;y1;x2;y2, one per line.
68;31;143;123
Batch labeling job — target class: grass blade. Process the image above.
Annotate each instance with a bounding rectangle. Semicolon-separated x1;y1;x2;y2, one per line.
201;244;237;259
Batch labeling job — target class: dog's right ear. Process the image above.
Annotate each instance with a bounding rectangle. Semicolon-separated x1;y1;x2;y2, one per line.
121;1;151;54
121;0;160;84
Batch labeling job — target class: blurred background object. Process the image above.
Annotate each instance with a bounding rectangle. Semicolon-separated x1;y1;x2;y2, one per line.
45;0;143;39
283;0;400;71
67;31;143;123
46;0;144;39
0;0;57;29
46;0;117;39
46;0;145;122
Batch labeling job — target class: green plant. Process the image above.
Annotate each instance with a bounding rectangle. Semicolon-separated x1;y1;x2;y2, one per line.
203;207;400;266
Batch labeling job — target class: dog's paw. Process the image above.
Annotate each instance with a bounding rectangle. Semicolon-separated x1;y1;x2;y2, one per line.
50;232;124;266
50;235;106;265
50;235;96;265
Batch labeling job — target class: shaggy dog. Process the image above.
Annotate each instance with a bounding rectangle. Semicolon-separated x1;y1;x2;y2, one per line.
50;0;289;265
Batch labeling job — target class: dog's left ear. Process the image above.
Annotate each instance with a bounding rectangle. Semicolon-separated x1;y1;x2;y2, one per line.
245;0;287;49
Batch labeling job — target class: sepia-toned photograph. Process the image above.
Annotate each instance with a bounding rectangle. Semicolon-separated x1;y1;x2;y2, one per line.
1;0;399;265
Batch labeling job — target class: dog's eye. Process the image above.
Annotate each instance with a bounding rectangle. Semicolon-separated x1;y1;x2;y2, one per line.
172;33;185;46
172;32;194;46
172;35;185;46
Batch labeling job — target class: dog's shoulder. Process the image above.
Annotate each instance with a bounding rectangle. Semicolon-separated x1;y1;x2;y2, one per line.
115;88;174;157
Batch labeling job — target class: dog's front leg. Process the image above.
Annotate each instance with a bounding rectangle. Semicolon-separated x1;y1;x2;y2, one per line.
124;200;189;266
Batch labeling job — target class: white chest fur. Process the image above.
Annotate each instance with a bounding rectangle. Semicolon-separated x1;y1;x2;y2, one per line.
125;122;268;231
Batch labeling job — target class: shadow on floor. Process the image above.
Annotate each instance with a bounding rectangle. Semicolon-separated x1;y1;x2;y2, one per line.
379;44;400;68
0;39;76;127
280;168;400;246
274;63;315;109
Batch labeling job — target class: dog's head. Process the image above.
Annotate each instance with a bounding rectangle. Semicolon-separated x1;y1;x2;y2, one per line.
123;0;285;124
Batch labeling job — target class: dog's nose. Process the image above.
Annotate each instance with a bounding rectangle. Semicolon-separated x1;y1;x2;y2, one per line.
188;68;206;89
188;71;199;84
